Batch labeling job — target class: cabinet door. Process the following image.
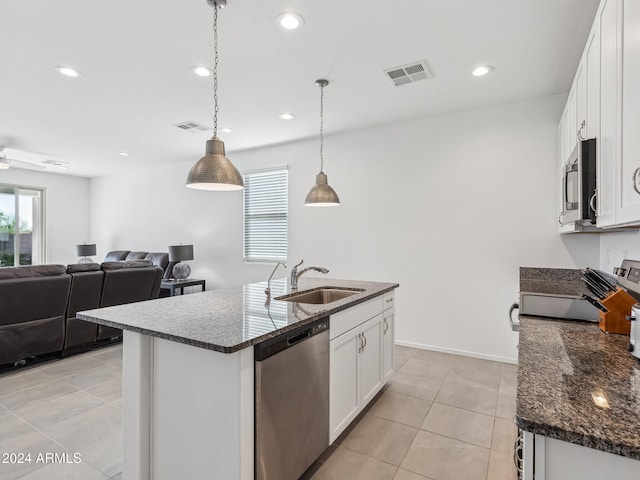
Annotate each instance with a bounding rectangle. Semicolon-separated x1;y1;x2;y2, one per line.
329;329;359;444
558;111;577;233
567;84;578;153
576;61;587;139
382;308;395;384
358;314;383;406
598;0;622;227
617;0;640;224
586;26;601;140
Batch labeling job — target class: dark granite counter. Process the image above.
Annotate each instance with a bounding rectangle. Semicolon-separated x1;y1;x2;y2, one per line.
78;277;398;354
519;267;587;296
515;316;640;460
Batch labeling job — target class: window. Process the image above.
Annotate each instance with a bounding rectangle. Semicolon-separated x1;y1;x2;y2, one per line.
243;168;288;263
0;185;45;267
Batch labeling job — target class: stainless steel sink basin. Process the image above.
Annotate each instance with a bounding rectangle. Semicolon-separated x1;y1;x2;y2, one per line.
276;287;364;305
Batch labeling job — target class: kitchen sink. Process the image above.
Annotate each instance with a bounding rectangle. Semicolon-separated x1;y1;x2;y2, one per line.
276;287;364;305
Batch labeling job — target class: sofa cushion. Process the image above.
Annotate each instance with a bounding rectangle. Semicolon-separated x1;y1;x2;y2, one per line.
101;260;153;270
145;252;169;269
125;251;149;260
0;264;67;280
104;250;130;261
67;263;101;273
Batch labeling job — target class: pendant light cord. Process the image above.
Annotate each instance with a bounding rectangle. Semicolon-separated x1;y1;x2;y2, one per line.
212;2;219;137
319;82;324;173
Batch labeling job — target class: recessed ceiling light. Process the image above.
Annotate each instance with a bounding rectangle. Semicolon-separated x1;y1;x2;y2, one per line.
220;127;232;134
55;66;82;78
118;152;130;157
279;113;296;120
277;13;304;30
472;65;493;77
192;66;213;77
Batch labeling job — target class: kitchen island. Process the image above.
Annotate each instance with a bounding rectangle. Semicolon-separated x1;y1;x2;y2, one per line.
516;316;640;479
78;277;398;480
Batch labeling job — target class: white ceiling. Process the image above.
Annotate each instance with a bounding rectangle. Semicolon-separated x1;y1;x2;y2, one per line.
0;0;600;178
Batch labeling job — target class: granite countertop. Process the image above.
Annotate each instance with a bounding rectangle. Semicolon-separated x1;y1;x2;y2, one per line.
78;277;398;354
515;316;640;460
519;267;587;296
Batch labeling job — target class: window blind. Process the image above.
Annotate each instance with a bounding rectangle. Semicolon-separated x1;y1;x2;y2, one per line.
243;168;288;263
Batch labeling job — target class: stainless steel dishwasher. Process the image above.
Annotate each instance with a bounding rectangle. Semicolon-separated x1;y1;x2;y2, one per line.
255;317;329;480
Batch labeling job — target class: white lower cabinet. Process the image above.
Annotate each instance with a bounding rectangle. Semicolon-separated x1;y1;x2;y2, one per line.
329;293;394;444
523;432;640;480
357;314;383;407
382;306;395;384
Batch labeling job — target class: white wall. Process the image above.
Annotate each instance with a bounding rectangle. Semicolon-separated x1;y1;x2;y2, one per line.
600;231;640;272
90;94;600;362
0;169;90;265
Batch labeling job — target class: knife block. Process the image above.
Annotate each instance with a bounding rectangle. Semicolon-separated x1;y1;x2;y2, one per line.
598;288;637;335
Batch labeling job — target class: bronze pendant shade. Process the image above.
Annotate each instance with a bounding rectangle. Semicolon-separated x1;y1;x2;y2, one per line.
305;79;340;206
186;137;243;191
304;172;340;206
185;0;244;191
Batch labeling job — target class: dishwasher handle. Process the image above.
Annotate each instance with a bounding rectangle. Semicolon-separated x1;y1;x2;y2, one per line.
288;330;311;346
255;317;330;361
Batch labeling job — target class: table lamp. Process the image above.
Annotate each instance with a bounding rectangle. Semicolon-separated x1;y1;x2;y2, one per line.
168;244;194;280
77;243;97;264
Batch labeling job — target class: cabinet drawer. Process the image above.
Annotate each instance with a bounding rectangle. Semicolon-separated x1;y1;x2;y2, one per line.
383;292;394;311
330;296;383;340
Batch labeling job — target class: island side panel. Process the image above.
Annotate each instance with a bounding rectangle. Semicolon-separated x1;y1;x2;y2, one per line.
121;331;254;480
123;331;152;480
151;337;254;480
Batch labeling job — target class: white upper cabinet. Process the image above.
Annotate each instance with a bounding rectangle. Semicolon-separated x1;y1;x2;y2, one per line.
617;0;640;224
597;0;621;227
559;0;640;230
585;26;601;141
557;29;596;232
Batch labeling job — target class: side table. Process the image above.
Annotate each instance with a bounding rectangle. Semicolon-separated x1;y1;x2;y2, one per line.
160;278;206;296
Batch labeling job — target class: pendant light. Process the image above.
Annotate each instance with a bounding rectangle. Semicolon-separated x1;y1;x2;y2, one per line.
186;0;244;191
305;79;340;206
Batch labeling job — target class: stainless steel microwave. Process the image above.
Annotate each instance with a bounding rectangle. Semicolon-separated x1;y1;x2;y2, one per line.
561;138;597;226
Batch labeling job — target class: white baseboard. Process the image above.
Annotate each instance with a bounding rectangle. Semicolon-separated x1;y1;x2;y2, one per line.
395;339;518;365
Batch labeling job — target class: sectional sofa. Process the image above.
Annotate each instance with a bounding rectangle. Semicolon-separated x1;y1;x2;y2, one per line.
0;260;163;369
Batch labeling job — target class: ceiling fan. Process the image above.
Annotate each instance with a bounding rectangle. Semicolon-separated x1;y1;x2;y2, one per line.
0;147;67;171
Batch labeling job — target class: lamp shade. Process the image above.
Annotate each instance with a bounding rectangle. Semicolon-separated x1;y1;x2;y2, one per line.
185;137;244;191
168;244;194;262
304;172;340;206
76;244;97;256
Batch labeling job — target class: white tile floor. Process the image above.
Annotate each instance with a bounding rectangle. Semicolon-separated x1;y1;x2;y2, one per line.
0;344;518;480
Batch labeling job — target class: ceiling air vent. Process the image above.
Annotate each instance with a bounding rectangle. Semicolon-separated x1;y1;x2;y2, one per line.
174;121;212;133
384;61;432;87
42;159;70;168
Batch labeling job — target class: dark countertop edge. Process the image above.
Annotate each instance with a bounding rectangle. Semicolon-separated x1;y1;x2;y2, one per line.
78;283;399;354
514;415;640;461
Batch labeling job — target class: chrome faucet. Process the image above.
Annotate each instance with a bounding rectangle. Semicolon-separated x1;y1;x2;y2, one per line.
265;262;287;301
290;259;329;290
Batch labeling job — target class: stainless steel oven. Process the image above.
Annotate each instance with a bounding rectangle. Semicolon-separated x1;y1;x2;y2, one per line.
561;138;597;226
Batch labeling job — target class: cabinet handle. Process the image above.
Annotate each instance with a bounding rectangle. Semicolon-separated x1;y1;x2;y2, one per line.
383;318;389;334
362;332;367;351
358;333;363;353
589;190;598;215
633;168;640;195
386;298;393;303
577;120;586;141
